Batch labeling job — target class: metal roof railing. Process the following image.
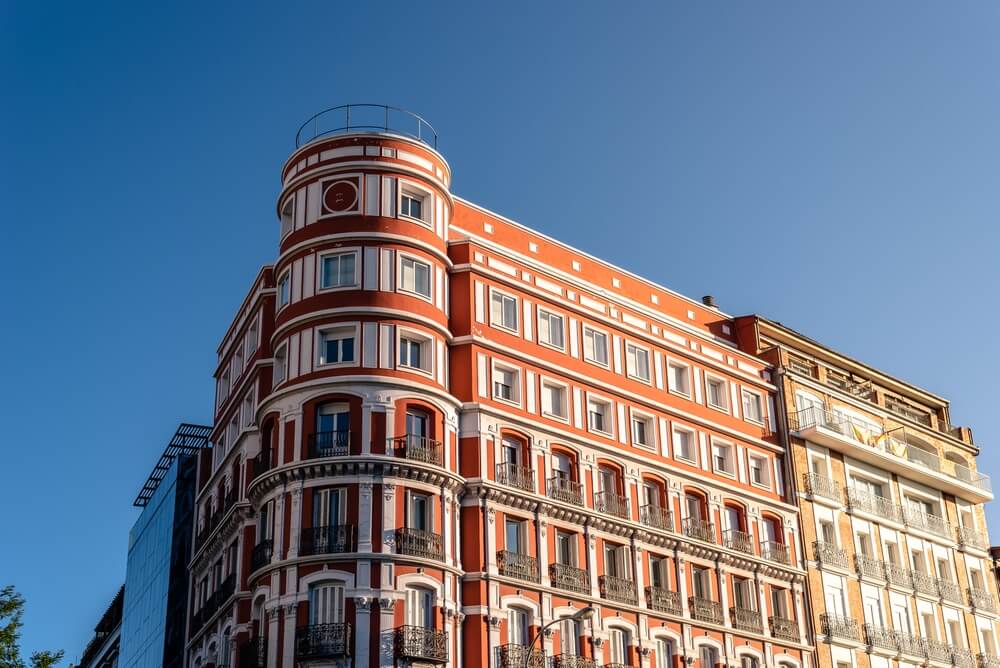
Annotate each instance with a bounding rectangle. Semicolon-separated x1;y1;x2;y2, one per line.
295;103;438;149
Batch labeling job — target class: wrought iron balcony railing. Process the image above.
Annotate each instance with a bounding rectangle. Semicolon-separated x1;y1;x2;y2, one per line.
395;527;443;561
554;655;597;668
897;632;925;657
761;540;790;565
803;472;841;502
821;614;859;642
549;563;590;594
723;529;754;554
938;578;963;603
958;525;989;551
730;606;762;634
295;623;351;659
547;476;584;506
250;448;273;481
307;430;350;458
978;654;1000;668
969;587;997;612
497;550;540;583
855;554;885;581
903;507;952;539
599;574;637;605
912;570;938;596
645;586;682;615
884;562;914;590
688;596;723;625
594;490;631;520
639;504;674;531
955;649;978;668
845;487;903;523
926;640;953;664
300;524;356;556
499;644;546;668
496;462;536;493
394;626;448;664
250;539;273;572
391;435;444;466
864;624;898;652
813;541;849;569
769;616;799;642
682;517;716;544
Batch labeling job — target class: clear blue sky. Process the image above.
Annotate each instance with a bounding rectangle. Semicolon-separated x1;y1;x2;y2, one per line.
3;1;999;660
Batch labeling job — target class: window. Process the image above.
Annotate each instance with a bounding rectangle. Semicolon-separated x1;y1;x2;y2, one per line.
552;452;574;481
309;582;345;624
490;290;519;331
245;319;259;357
537;309;565;349
406;410;429;439
400;190;426;221
405;587;434;628
712;441;734;475
280;197;294;237
493;364;521;404
541;380;568;419
649;554;668;589
691;567;711;599
407;492;431;531
559;617;582;656
740;656;759;668
668;361;691;395
509;608;530;646
320;252;357;289
733;577;755;610
505;518;526;554
583;326;609;366
278;272;290;308
399;256;431;298
699;647;719;668
749;454;770;487
587;397;612;434
316;403;349;438
318;327;356;366
604;542;631;579
706;376;728;410
742;390;764;423
771;587;789;618
608;628;629;665
632;412;655;448
399;332;432;373
273;345;287;384
656;640;675;668
673;428;695;463
626;343;651;382
555;530;576;566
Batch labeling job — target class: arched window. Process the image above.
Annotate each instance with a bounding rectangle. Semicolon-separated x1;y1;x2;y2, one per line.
699;645;719;668
309;581;345;624
406;587;434;628
655;639;676;668
607;628;629;665
314;403;349;456
508;607;531;645
219;628;231;668
559;617;582;656
640;478;670;530
723;504;749;553
740;656;759;668
501;436;527;467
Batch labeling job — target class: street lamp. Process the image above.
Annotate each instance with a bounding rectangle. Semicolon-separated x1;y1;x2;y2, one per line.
523;606;596;668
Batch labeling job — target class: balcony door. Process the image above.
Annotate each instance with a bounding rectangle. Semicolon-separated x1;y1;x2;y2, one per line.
408;493;431;532
313;488;346;528
599;466;618;494
862;593;882;626
733;578;755;610
406;410;429;439
604;543;630;579
506;518;526;555
608;628;628;665
509;607;530;646
559;618;582;656
770;588;788;619
691;567;710;599
259;499;274;542
309;582;345;624
685;495;704;522
824;580;846;617
725;506;743;532
502;438;521;466
317;403;349;435
555;530;576;567
406;587;434;628
642;481;661;507
649;556;667;589
699;646;719;668
552;452;573;480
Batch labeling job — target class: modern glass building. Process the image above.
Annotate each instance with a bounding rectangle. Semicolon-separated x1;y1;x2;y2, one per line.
118;424;210;668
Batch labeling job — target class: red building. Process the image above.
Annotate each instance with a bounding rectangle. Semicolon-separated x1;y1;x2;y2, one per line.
186;105;811;668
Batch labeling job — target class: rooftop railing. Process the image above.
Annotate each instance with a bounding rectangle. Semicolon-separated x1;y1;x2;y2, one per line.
296;104;438;149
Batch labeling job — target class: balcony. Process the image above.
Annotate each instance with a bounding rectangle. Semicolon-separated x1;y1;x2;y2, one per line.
897;632;925;658
803;472;841;502
912;570;938;596
594;491;631;520
395;527;443;561
978;654;1000;668
958;525;989;551
549;563;590;594
821;614;859;642
394;626;448;664
813;541;849;569
250;539;273;572
723;529;754;555
682;517;716;544
497;550;540;583
307;430;350;458
295;623;351;660
645;586;682;615
300;524;356;556
548;476;584;506
250;448;272;481
926;640;953;664
239;638;267;668
855;554;885;581
937;578;963;604
688;596;723;625
760;541;790;565
599;574;637;605
770;616;799;642
968;587;996;612
790;406;992;502
499;644;546;668
884;562;914;590
902;507;952;540
496;462;536;493
730;606;762;634
864;624;899;652
391;435;444;466
554;655;597;668
639;504;673;531
955;650;978;668
845;487;903;523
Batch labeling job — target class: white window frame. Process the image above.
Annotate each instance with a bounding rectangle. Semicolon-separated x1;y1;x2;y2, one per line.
317;249;360;292
586;394;614;436
711;439;735;477
316;324;360;368
705;374;729;412
273;344;288;385
741;388;765;425
245;316;259;358
540;377;569;422
489;288;520;334
748;452;771;489
280;195;294;239
277;271;291;310
491;361;522;406
537;308;566;351
631;409;656;449
667;359;691;397
397;253;432;301
397;327;433;376
398;179;433;227
625;341;652;383
672;426;696;464
582;325;610;368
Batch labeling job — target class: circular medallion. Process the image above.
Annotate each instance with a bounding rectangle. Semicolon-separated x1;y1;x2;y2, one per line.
323;180;358;212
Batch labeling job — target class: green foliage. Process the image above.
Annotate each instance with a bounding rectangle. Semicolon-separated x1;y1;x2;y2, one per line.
0;587;62;668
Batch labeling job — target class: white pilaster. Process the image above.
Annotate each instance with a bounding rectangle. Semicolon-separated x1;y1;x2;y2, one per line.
359;480;374;552
355;597;373;667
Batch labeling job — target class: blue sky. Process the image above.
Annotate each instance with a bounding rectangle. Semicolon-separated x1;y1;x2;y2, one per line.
3;0;1000;660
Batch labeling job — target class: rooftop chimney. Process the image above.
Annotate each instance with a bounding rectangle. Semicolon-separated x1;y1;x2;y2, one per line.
702;295;717;309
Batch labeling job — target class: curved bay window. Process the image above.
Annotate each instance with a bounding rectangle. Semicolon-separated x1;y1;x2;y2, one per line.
497;435;535;493
310;403;350;458
640;478;671;530
548;450;583;506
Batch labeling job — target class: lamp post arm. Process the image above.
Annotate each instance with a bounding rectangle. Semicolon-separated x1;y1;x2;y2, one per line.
524;617;563;668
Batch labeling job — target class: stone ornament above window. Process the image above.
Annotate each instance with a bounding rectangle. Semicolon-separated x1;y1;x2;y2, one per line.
322;177;359;213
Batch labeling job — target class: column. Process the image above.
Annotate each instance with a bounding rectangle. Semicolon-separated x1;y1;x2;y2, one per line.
287;484;303;559
282;602;297;667
485;504;498;574
675;550;689;616
354;597;372;667
273;493;286;562
383;483;396;555
633;540;647;608
538;517;551;587
586;524;600;597
443;487;455;568
792;582;807;645
266;606;280;667
360;403;373;455
379;598;396;668
359;481;374;553
291;411;303;461
754;572;770;638
717;564;731;626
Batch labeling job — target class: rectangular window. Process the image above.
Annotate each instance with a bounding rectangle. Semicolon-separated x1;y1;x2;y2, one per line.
246;319;259;357
399;257;431;297
587;397;612;434
673;428;695;462
712;441;734;475
626;343;651;382
706;376;728;410
667;361;690;395
505;517;526;553
537;309;565;349
320;252;357;289
493;365;520;403
742;389;764;423
318;328;356;365
278;272;290;308
541;380;567;419
749;454;770;487
490;290;519;331
632;413;655;448
400;191;425;221
555;530;576;566
582;327;609;366
273;345;287;384
399;336;427;371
